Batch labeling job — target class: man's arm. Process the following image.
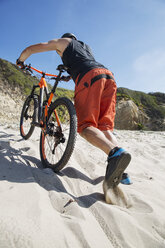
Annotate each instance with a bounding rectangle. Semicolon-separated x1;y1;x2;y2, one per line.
18;38;70;62
18;39;59;62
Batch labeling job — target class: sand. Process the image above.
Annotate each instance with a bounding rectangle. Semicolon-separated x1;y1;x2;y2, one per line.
0;124;165;248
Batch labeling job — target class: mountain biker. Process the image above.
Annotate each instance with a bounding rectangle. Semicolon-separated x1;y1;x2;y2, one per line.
16;33;131;189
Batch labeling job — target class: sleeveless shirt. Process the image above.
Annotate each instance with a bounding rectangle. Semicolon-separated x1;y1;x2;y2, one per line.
61;40;106;82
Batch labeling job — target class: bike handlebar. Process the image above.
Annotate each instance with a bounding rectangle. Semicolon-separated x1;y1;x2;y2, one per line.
16;60;71;81
26;64;58;77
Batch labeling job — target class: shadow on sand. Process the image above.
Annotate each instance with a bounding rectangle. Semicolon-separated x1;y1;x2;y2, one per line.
0;130;105;208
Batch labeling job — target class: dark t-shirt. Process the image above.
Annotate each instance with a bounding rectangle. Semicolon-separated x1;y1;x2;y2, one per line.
61;40;106;82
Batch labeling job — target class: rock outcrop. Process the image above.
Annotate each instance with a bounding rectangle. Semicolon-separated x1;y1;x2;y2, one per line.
115;100;149;130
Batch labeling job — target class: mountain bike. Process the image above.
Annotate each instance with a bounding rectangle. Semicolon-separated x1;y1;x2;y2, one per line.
19;64;77;172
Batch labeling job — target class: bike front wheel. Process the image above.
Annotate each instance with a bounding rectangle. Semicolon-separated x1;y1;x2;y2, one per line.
40;97;77;172
20;95;38;140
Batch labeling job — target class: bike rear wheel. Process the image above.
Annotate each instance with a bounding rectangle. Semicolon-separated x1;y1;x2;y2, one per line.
40;97;77;172
20;95;38;140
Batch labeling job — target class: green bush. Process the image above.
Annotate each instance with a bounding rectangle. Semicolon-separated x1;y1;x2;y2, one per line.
137;123;144;130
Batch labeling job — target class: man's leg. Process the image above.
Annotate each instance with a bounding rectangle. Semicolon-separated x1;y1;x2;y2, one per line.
81;126;131;187
102;130;132;185
80;126;115;155
102;130;118;147
75;69;131;188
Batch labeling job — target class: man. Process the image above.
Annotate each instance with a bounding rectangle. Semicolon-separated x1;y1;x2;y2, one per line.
16;33;131;189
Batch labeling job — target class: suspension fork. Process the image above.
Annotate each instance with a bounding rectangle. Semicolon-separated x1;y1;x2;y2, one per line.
38;86;44;122
38;76;48;125
39;74;62;131
25;85;39;121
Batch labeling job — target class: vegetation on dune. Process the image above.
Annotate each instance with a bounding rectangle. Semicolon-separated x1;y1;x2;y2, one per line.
0;58;38;95
0;58;74;100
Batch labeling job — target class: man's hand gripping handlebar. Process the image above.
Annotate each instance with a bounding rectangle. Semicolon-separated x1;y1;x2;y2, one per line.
16;59;26;69
16;60;71;82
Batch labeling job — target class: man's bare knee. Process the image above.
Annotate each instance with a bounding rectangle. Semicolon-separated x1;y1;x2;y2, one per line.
79;126;95;139
79;127;89;138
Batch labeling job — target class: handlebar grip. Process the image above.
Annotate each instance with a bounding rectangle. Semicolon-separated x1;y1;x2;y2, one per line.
16;59;25;69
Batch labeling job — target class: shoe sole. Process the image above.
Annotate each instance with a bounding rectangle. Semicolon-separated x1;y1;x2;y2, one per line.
103;152;131;189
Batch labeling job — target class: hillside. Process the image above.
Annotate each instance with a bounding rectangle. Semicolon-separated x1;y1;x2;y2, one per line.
0;58;74;100
0;58;165;130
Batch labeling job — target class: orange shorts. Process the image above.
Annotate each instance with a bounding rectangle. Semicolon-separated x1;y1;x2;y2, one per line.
74;68;117;133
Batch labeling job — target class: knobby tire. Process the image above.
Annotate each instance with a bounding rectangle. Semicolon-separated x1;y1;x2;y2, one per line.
20;95;38;140
40;97;77;172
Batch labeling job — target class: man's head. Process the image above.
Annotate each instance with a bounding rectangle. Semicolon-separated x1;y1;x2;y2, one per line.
61;33;77;40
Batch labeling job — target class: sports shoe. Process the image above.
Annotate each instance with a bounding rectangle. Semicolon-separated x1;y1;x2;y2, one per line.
103;147;131;188
120;173;132;185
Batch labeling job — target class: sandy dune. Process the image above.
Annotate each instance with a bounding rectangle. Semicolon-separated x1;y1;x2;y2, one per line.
0;125;165;248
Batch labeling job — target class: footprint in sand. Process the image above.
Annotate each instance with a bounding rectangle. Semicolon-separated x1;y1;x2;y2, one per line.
128;195;153;214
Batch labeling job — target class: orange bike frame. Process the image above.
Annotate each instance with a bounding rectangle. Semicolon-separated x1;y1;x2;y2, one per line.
30;66;61;127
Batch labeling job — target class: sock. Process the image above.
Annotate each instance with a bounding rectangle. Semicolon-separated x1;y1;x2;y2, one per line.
108;147;119;157
108;147;126;160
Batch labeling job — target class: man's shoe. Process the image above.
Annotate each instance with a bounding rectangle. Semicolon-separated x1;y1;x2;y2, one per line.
120;173;132;185
103;147;131;188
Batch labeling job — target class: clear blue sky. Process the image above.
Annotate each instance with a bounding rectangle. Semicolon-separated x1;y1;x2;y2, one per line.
0;0;165;93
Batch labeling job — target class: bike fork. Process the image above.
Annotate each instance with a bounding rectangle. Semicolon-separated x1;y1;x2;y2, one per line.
38;86;44;122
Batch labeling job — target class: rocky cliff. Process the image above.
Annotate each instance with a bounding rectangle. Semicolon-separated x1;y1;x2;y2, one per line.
115;88;165;130
115;99;149;130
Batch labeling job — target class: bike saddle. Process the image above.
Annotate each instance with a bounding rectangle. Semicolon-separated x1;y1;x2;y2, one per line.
56;64;68;72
